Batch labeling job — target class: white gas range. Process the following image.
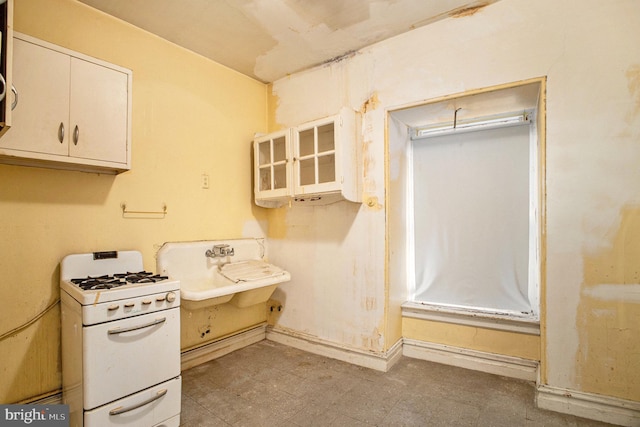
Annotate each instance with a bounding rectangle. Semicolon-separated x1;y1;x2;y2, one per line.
60;250;181;427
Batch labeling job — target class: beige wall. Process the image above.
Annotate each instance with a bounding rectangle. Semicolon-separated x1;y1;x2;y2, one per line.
267;0;640;403
0;0;267;403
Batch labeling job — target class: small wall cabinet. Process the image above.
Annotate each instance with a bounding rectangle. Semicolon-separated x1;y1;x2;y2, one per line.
0;32;132;174
254;108;361;207
255;130;291;201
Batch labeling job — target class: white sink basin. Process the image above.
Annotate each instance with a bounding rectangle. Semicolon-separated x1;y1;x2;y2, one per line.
157;239;290;310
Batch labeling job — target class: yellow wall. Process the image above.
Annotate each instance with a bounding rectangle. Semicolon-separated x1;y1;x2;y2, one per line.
0;0;267;403
577;206;640;401
181;304;267;351
403;318;540;361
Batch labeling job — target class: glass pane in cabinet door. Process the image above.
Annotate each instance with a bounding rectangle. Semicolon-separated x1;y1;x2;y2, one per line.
317;123;335;153
298;128;315;157
259;167;272;191
258;141;271;166
273;137;287;162
318;154;335;183
299;158;316;186
273;164;287;189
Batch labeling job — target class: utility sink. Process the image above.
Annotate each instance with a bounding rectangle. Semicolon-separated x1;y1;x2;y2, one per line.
156;239;290;310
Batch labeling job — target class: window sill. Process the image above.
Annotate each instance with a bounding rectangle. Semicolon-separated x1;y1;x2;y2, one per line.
401;301;540;336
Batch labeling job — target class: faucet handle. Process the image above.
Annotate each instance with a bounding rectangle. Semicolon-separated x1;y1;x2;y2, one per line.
206;244;234;257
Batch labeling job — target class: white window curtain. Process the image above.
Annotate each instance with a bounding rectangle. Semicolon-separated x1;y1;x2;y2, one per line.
411;124;532;313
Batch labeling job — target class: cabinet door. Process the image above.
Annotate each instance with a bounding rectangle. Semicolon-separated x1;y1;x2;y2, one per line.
0;38;70;155
69;58;128;164
254;130;292;200
293;115;341;196
0;0;14;137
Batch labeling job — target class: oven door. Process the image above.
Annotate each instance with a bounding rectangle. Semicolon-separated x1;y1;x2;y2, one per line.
83;307;180;409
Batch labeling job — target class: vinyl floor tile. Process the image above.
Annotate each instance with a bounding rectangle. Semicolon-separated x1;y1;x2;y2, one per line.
180;340;614;426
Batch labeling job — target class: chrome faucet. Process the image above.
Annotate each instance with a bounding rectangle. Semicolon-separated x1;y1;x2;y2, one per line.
205;244;235;258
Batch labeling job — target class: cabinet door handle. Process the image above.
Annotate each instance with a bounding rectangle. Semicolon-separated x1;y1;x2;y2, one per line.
58;123;65;144
11;86;18;111
73;125;79;145
0;74;6;102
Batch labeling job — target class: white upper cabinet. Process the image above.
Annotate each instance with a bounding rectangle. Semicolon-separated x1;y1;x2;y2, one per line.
69;56;129;164
255;130;291;201
1;37;70;157
254;108;361;207
0;0;14;138
0;33;132;174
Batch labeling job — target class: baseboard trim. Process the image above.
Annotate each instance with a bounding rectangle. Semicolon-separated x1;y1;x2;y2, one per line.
403;338;538;381
536;384;640;427
266;327;403;372
180;324;267;370
18;392;62;405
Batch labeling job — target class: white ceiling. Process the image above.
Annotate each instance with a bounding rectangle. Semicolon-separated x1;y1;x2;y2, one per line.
78;0;496;83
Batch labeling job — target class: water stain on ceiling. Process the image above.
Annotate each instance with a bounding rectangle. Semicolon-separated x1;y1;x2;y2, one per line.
78;0;496;83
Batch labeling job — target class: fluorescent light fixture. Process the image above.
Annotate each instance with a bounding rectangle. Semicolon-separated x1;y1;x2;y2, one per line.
413;111;532;139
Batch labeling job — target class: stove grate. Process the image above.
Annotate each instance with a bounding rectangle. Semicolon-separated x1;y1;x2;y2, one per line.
70;271;169;290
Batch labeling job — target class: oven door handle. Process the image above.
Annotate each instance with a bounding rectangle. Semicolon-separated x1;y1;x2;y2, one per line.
109;388;168;416
107;317;166;335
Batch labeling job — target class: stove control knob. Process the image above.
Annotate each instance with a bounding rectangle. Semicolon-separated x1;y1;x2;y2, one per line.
165;292;176;303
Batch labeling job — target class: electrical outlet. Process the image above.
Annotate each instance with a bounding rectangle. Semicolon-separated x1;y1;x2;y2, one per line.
201;174;210;189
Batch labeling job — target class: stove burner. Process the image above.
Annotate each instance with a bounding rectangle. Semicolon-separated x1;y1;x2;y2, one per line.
70;271;169;290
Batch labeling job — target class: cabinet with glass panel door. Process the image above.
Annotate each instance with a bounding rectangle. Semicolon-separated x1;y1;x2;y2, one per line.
254;130;291;204
253;108;361;207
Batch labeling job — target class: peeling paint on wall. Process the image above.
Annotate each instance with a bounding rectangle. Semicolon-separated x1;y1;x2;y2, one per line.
583;284;640;302
181;302;267;351
362;138;376;189
361;327;383;351
266;84;284;132
361;92;380;114
626;64;640;119
577;206;640;401
360;92;382;209
450;3;490;18
362;296;377;311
